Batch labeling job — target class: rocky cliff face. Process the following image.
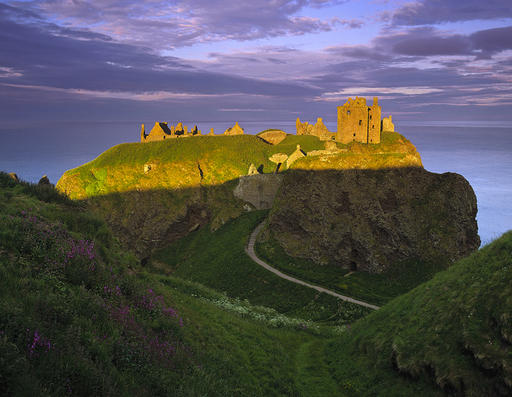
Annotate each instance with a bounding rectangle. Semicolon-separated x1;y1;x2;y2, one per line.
263;168;480;273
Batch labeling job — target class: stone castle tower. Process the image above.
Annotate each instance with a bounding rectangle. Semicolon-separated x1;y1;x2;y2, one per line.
336;97;381;144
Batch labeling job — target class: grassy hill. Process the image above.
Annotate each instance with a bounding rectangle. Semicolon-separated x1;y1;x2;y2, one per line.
56;132;420;200
56;134;327;200
326;231;512;396
0;172;333;395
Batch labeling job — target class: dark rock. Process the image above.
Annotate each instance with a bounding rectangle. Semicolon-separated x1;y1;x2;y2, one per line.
38;175;51;185
265;168;480;273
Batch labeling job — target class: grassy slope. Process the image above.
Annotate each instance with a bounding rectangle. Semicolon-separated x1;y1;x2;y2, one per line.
56;131;418;200
57;134;326;199
326;232;512;396
291;131;422;170
152;210;371;324
0;173;340;396
256;238;445;306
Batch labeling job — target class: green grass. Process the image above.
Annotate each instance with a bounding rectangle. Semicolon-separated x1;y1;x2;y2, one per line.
325;231;512;396
57;134;327;199
56;131;417;200
256;238;446;306
152;210;371;324
0;173;351;395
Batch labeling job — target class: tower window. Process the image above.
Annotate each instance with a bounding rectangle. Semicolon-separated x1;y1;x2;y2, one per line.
358;120;362;126
347;110;351;115
369;115;372;120
353;133;356;137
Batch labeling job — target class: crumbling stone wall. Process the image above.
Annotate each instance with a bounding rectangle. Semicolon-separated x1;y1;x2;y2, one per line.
141;121;202;142
296;117;333;140
382;115;395;132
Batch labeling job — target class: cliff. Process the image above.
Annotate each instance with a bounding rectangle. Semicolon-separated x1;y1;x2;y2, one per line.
56;131;470;266
262;167;480;273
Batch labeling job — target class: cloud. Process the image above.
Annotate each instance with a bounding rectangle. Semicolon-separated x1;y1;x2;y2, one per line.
18;0;340;49
0;82;272;102
470;26;512;58
0;4;319;99
0;66;22;78
391;0;512;26
332;18;364;29
370;26;512;58
320;86;444;99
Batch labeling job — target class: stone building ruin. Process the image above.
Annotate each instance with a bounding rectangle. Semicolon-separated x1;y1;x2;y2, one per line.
296;117;334;141
382;115;395;132
140;122;202;142
336;97;382;144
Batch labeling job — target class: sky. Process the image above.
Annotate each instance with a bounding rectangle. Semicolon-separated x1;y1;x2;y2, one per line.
1;0;512;123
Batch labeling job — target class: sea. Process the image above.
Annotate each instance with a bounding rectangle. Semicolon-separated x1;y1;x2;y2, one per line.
0;120;510;245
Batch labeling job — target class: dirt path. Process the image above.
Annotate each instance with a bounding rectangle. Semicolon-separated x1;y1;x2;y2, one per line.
245;221;380;310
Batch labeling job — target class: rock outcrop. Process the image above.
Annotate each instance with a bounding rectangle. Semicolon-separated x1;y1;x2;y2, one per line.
38;175;51;185
263;168;480;273
233;174;283;210
257;130;287;145
224;122;244;135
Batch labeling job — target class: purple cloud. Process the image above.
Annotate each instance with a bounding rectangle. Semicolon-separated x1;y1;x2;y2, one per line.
0;4;319;98
18;0;339;49
392;0;512;26
470;26;512;57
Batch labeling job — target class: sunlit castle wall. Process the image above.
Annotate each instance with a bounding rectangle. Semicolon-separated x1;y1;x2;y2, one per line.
336;97;370;144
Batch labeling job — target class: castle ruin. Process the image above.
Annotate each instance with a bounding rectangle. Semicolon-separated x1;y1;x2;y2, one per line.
296;117;334;141
141;122;201;142
336;97;381;144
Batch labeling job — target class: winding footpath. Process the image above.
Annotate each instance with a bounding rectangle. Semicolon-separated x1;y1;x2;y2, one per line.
245;221;380;311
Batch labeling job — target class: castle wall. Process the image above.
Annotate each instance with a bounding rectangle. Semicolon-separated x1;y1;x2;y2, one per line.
382;115;395;132
336;97;368;144
368;98;381;144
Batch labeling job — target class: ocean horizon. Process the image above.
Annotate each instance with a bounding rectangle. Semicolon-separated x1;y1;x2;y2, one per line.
1;120;510;246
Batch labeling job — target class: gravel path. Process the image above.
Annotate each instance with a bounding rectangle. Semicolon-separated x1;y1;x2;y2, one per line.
245;221;380;311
